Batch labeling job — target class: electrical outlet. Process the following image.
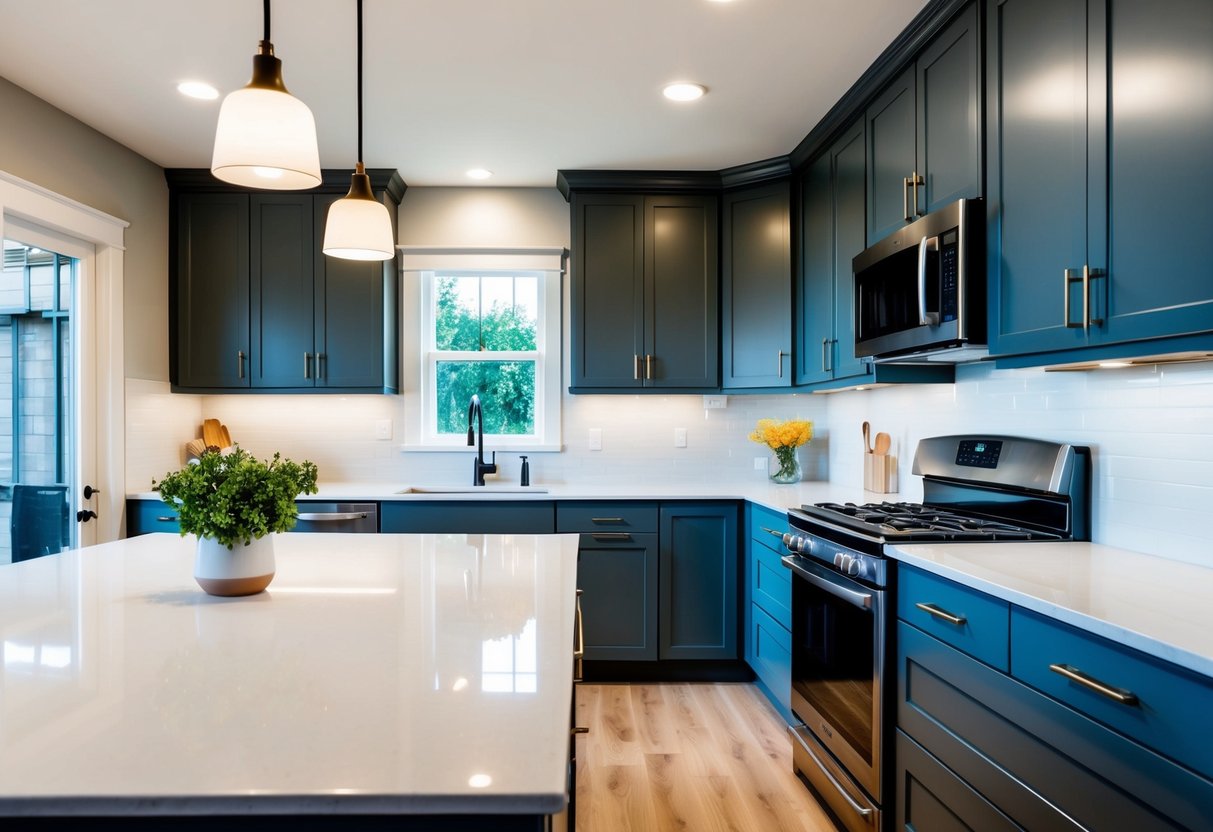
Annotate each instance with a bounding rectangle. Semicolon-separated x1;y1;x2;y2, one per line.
754;457;768;471
374;419;392;440
703;395;728;410
674;427;687;448
588;428;603;451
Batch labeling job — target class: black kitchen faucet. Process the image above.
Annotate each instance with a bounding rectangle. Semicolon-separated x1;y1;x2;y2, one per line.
467;394;497;486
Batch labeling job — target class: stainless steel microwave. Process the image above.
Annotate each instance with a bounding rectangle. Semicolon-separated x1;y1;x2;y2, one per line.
852;198;986;362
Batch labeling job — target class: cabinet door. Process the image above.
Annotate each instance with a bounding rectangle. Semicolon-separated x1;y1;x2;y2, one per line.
577;533;659;661
313;195;391;389
175;192;250;388
866;67;917;246
722;181;792;388
986;0;1094;356
570;194;644;389
659;503;739;660
797;153;834;385
250;194;315;388
645;195;719;388
916;2;982;216
1099;0;1213;344
832;121;870;381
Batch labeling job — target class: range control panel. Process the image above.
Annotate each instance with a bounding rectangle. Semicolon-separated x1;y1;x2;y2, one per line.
955;439;1003;469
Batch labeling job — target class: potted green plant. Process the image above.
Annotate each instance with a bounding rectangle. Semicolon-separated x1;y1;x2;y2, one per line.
155;447;318;596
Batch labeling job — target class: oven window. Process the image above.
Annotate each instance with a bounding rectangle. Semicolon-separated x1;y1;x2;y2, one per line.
791;576;876;766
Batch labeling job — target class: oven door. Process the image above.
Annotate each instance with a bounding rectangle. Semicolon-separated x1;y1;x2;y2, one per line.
784;554;885;806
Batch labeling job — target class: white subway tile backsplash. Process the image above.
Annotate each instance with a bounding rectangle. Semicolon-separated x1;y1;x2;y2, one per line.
125;357;1213;565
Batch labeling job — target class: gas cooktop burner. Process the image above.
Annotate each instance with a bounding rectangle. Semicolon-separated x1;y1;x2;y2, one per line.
799;501;1059;541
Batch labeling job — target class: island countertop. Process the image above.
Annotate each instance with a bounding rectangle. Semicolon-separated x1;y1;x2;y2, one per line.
0;532;580;820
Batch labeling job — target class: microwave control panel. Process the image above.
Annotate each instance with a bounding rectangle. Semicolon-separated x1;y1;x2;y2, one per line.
940;228;959;323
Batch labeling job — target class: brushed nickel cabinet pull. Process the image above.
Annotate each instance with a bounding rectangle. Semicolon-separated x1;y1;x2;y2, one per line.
1049;663;1139;706
821;338;830;373
777;349;787;379
590;532;632;541
304;352;312;379
634;354;641;381
237;350;246;379
645;354;654;380
156;516;177;522
915;602;967;626
1084;265;1105;329
590;517;624;524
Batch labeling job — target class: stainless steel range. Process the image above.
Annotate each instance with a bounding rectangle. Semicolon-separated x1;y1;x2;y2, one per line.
777;435;1090;832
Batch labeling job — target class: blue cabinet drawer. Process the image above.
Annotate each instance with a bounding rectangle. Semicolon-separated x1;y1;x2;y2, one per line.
1011;608;1213;781
751;602;791;717
126;499;180;536
899;565;1010;671
751;539;791;628
557;501;657;533
749;503;787;545
381;501;555;534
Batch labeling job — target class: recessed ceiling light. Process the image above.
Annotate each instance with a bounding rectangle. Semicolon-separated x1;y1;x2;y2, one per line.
662;82;707;102
177;81;219;101
466;168;493;180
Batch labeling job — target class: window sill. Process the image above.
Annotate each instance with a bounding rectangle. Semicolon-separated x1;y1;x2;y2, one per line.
399;443;563;454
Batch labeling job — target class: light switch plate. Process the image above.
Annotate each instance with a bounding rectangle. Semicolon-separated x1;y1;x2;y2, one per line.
588;428;603;451
674;427;687;448
374;419;393;440
703;395;728;410
754;457;768;471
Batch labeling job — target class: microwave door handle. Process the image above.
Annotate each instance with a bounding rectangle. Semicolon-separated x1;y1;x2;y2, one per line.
917;235;940;326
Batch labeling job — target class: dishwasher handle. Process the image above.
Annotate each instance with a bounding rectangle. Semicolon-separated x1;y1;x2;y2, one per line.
295;512;368;521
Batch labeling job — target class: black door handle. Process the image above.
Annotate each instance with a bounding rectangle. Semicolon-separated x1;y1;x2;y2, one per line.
83;485;101;499
76;509;97;523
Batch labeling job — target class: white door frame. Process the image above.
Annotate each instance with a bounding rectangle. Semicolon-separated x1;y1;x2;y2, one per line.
0;170;127;546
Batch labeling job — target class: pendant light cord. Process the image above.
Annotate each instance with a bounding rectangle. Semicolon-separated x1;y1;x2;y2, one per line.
357;0;365;165
263;0;271;42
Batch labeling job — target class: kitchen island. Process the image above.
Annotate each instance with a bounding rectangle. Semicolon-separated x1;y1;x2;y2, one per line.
0;532;580;829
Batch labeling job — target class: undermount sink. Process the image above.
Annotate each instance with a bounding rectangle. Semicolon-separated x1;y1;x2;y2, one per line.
398;485;549;494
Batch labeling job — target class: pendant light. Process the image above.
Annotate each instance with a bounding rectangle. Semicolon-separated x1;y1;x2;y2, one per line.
211;0;322;190
322;0;396;261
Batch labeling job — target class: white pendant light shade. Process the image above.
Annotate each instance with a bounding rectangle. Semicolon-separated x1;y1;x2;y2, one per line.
323;165;396;261
211;37;322;190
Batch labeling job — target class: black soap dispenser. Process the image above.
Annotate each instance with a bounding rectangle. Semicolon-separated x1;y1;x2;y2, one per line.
519;455;530;487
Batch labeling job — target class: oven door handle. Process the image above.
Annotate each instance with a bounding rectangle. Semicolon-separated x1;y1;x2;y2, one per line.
782;555;873;610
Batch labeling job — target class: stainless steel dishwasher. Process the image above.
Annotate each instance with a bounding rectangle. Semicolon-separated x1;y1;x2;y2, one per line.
292;503;377;533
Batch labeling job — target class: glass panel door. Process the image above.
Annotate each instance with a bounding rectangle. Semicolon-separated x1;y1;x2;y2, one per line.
0;239;77;563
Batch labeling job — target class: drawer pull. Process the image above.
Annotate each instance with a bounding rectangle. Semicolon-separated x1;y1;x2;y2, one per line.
915;602;967;626
1048;663;1140;706
590;532;632;541
573;589;585;682
590;517;624;524
156;516;177;522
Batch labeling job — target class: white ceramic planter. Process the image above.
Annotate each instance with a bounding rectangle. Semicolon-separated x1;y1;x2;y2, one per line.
194;534;276;597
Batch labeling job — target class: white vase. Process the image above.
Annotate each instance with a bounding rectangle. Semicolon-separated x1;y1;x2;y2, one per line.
194;534;276;597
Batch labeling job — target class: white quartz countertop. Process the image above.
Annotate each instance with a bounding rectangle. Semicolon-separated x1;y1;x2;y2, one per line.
0;532;580;817
129;479;890;515
887;541;1213;678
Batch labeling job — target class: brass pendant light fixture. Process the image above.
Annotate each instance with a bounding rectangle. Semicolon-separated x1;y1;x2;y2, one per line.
322;0;396;262
211;0;322;190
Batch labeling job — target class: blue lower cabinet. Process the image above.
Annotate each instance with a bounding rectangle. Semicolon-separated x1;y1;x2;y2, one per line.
898;618;1213;831
899;564;1010;670
895;730;1021;832
126;499;180;536
575;532;659;661
659;503;740;660
750;603;792;722
379;501;555;534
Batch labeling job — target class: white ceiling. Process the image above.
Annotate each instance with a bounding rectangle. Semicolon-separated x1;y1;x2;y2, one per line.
0;0;929;187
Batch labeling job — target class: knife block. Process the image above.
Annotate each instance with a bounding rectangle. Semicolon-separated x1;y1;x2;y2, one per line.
864;454;897;494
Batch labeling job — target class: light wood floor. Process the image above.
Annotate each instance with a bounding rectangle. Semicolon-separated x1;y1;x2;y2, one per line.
574;683;837;832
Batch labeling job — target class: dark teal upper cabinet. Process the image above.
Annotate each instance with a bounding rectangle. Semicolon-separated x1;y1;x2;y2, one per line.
175;193;250;388
797;120;871;386
987;0;1213;360
722;181;792;388
570;191;718;391
866;2;981;246
167;169;404;393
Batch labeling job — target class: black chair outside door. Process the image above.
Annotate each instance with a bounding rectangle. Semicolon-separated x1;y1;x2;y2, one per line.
11;484;71;562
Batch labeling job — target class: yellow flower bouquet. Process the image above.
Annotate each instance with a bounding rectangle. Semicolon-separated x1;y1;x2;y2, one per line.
749;418;813;483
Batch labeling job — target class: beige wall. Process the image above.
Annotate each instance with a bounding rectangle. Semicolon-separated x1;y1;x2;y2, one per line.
0;76;168;382
397;187;569;247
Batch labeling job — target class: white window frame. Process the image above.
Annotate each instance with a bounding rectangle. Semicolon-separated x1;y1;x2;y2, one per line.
401;247;564;452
